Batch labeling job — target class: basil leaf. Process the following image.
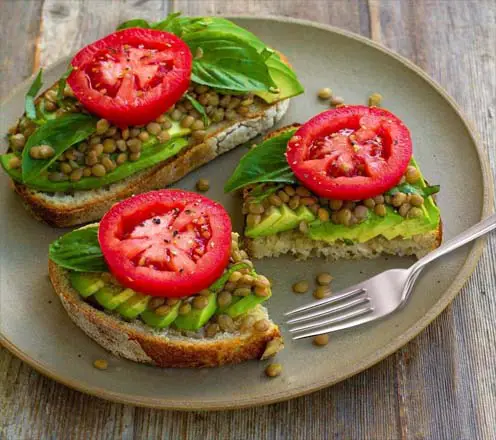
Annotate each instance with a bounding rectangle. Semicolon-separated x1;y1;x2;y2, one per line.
209;262;250;293
224;129;298;192
49;226;107;272
151;12;182;32
386;182;440;198
184;93;209;126
25;70;43;121
189;37;276;92
7;137;188;192
117;18;151;30
21;113;97;184
57;65;73;104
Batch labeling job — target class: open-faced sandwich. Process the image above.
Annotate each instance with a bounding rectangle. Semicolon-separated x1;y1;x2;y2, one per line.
48;189;282;368
1;14;303;227
225;105;442;259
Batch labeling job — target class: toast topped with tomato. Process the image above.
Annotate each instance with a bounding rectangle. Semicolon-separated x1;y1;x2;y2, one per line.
48;190;282;368
1;14;303;227
225;106;442;259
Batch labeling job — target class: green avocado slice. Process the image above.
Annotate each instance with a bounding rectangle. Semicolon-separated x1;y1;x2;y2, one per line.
69;272;105;298
261;204;299;236
174;293;217;331
224;291;272;318
245;206;282;238
117;294;150;320
141;301;182;329
94;286;136;311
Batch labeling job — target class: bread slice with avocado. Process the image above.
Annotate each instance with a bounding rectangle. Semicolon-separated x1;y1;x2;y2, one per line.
1;14;303;227
226;123;443;260
48;227;282;368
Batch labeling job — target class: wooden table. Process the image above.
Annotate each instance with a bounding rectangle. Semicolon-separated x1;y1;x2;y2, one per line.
1;1;495;438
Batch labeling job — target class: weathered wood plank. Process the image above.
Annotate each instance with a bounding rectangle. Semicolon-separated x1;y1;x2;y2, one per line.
0;0;43;98
374;1;496;439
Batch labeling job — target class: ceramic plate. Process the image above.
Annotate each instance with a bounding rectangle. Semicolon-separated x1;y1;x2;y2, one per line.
0;17;493;410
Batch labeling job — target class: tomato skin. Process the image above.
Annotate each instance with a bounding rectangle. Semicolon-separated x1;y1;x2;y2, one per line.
98;190;232;297
286;106;413;200
68;29;192;127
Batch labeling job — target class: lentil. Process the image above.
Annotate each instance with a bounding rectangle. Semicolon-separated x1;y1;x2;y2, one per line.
329;199;343;211
205;323;220;338
181;115;195;128
277;190;290;203
157;130;171;143
317;207;330;222
241;315;256;331
368;92;383;107
129;152;141;161
292;280;309;294
8;156;21;169
316;273;333;286
255;275;271;288
364;198;376;209
330;96;344;106
138;131;150;142
398;203;411;217
354;205;369;220
296;186;311;197
10;133;26;149
234;287;252;297
218;314;235;332
91;164;106;177
93;359;108;370
193;296;209;309
283;185;296;196
391;192;407;207
254;319;270;332
299;221;309;234
410;194;424;206
155;305;171;316
313;286;331;299
178;303;192;315
313;334;330;346
248;203;264;214
217;291;233;308
288;196;300;210
408;207;423;218
374;203;387;216
96;119;110;134
60;162;73;175
196;178;210;192
268;194;283;206
254;286;270;297
336;208;352;225
70;168;83;181
29;146;41;159
405;166;421;184
149;297;165;310
318;87;333;99
116;153;128;165
265;363;283;378
301;196;317;206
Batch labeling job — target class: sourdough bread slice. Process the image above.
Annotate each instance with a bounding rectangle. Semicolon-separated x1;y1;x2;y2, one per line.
14;98;289;227
241;125;442;260
48;260;282;368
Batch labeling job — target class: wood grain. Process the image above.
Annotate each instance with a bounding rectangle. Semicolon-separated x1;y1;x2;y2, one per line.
1;0;495;439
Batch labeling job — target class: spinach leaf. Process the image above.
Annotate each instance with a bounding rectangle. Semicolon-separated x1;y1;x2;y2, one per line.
21;113;97;184
184;93;209;126
386;182;440;198
117;18;151;30
188;37;276;92
57;65;74;104
25;69;43;121
224;129;298;192
49;226;107;272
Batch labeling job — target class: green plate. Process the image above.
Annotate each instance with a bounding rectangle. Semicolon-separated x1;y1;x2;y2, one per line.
0;16;493;410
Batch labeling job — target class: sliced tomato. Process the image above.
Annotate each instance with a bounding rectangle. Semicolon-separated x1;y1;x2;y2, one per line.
286;106;413;200
67;28;192;127
98;190;232;297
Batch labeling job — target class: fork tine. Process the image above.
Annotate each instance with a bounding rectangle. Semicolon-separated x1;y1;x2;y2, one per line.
286;296;370;324
284;287;366;316
291;309;377;339
289;305;373;333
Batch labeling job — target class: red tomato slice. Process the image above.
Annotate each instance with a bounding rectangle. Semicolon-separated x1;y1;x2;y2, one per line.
67;28;192;127
98;190;232;297
286;106;413;200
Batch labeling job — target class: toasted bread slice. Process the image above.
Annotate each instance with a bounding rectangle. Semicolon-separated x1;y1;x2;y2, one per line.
241;125;442;260
48;261;282;368
13;98;289;227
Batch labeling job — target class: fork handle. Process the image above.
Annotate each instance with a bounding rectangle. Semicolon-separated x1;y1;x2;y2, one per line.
411;212;496;273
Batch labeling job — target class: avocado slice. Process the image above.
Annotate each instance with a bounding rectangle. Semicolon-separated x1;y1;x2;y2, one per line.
174;293;217;331
141;301;182;329
224;291;272;318
94;286;136;311
261;204;300;236
217;295;242;315
295;205;316;223
245;206;282;238
69;272;105;298
117;294;150;320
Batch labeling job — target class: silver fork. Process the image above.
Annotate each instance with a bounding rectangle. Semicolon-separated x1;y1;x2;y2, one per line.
285;213;496;340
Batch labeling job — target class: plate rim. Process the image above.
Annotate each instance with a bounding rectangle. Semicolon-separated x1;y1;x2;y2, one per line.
0;14;494;411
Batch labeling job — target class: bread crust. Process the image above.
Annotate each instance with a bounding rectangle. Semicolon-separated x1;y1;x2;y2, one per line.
48;261;282;368
13;98;290;227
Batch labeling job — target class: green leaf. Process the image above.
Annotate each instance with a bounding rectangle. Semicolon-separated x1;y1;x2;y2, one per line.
209;262;250;293
224;129;298;193
151;12;182;32
25;70;43;121
184;93;209;126
189;37;276;92
116;18;151;30
386;182;440;198
248;183;284;203
21;113;97;184
57;65;74;104
5;137;188;192
49;226;107;272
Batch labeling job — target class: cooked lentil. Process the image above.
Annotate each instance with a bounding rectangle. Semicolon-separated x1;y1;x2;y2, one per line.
254;319;270;332
196;178;210;192
292;280;309;294
265;363;283;377
317;87;333;100
316;273;333;286
313;334;329;346
313;286;331;299
93;359;108;370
